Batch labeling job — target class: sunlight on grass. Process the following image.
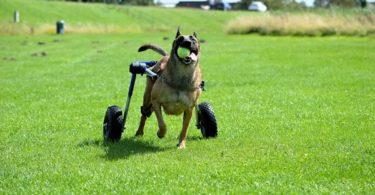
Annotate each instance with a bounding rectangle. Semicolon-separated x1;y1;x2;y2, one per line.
1;33;374;193
0;0;374;193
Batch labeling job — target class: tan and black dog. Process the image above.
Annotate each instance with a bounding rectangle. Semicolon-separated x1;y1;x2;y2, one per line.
135;28;202;149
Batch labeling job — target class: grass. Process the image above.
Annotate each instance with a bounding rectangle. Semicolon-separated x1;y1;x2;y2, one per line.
1;0;375;193
226;11;375;36
1;32;374;194
3;0;373;37
0;0;245;35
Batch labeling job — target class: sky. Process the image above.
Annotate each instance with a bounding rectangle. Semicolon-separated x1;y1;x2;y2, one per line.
295;0;314;7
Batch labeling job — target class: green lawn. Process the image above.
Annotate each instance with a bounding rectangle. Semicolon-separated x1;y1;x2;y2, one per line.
1;0;375;193
1;33;374;193
1;0;246;34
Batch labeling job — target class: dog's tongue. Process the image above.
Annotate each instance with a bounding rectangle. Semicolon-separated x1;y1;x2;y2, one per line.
189;52;197;61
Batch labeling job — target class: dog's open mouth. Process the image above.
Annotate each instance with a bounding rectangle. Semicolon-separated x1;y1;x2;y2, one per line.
177;47;198;65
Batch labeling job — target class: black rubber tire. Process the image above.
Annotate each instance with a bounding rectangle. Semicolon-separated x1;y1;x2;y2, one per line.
197;102;217;138
103;105;123;142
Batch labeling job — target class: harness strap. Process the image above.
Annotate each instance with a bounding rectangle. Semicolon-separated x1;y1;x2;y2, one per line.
158;75;201;92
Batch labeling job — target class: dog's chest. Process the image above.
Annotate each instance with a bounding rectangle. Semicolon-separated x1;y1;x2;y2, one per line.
161;89;195;115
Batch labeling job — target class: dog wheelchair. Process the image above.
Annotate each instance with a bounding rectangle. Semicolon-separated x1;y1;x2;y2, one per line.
103;61;218;142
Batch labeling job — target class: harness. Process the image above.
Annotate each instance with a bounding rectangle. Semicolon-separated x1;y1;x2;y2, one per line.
135;61;205;117
158;74;202;92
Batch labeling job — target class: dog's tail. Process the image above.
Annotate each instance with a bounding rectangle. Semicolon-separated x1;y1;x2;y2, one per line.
138;44;168;56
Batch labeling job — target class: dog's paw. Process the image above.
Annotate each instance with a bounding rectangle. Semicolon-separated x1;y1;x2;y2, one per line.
177;141;186;149
135;131;144;137
157;130;165;139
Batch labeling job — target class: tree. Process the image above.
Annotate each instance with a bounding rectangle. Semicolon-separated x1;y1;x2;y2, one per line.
61;0;153;5
315;0;357;8
237;0;252;9
262;0;287;10
123;0;153;5
314;0;330;7
359;0;367;8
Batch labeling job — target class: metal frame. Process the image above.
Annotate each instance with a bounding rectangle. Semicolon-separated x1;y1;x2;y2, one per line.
121;61;158;128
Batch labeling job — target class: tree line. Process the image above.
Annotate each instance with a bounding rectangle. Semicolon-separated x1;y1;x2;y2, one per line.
58;0;369;8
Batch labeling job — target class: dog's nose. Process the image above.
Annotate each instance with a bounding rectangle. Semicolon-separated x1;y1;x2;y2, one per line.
181;40;193;48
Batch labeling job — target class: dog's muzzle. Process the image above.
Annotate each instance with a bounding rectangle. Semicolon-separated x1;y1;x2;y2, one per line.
177;45;198;65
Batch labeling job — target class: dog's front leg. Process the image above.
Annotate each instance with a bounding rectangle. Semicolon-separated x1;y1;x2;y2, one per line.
178;108;193;149
135;77;154;137
153;102;167;138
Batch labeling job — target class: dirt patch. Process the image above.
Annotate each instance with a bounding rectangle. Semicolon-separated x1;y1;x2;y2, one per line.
21;41;28;46
3;57;16;61
31;51;47;57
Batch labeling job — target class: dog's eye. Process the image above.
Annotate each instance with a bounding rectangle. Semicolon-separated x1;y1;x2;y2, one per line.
176;37;184;44
189;36;196;42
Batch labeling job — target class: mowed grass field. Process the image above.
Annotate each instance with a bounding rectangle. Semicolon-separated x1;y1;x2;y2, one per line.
1;33;374;194
0;0;245;34
1;0;375;194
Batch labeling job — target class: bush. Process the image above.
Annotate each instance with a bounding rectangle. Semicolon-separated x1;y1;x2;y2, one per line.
225;12;375;36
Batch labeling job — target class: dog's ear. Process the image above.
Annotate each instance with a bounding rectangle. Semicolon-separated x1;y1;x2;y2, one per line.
193;32;198;38
175;27;181;39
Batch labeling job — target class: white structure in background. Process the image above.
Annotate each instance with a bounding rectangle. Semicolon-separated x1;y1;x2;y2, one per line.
155;0;240;8
248;1;267;11
295;0;314;7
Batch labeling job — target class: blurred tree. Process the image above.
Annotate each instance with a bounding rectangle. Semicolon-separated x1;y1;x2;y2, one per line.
315;0;357;8
359;0;367;8
119;0;153;5
262;0;285;9
314;0;329;7
237;0;252;9
330;0;356;7
62;0;153;5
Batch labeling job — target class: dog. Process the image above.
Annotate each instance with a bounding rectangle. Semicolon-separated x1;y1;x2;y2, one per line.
135;28;202;149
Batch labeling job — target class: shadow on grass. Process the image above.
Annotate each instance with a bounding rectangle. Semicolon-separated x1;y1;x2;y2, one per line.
186;135;203;141
78;135;204;160
78;137;172;160
104;138;173;160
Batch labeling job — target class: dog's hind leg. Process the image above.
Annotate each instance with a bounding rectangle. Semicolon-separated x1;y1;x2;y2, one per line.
135;77;154;137
178;108;193;149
